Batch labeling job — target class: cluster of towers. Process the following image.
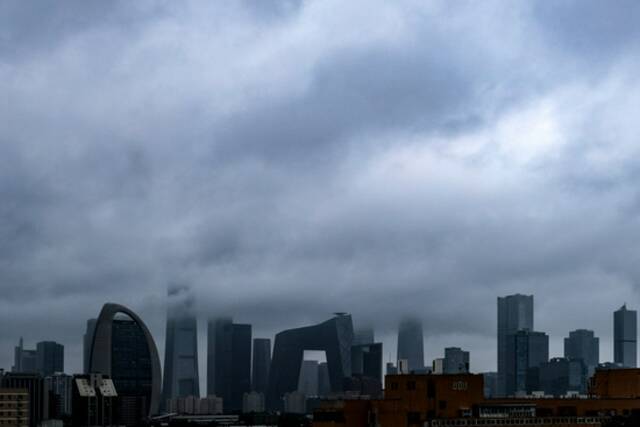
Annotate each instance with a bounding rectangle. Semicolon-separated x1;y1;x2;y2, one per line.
496;294;637;397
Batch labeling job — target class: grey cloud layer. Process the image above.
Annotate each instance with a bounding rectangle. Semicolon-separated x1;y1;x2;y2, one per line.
1;1;640;376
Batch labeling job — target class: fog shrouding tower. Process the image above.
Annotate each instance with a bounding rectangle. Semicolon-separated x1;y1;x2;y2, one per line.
497;294;534;397
397;318;424;372
162;285;200;403
252;338;271;394
614;304;637;368
564;329;599;376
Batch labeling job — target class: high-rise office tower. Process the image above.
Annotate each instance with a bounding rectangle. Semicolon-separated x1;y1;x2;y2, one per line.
252;338;271;394
317;363;331;396
209;318;252;411
35;341;64;377
83;318;97;374
163;285;200;403
564;329;599;376
614;304;637;368
12;338;37;373
397;318;424;372
505;329;548;396
90;303;162;423
497;294;534;396
351;343;383;383
443;347;470;374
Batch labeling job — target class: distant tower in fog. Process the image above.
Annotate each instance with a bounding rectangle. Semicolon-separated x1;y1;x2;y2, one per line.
397;318;424;372
614;304;637;368
497;294;533;397
162;285;200;403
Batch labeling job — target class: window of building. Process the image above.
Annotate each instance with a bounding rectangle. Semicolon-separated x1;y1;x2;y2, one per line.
407;381;416;390
390;382;399;390
439;400;447;410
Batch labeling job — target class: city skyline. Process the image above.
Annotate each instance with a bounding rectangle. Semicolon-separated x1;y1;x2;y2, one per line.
3;0;640;399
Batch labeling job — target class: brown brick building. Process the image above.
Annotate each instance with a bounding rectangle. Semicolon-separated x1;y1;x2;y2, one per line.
313;370;640;427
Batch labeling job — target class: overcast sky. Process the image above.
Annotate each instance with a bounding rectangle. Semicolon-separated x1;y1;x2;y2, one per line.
2;1;640;385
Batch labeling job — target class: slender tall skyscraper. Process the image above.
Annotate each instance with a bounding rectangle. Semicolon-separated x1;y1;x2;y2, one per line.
162;285;200;403
505;330;548;396
397;318;424;372
497;294;534;397
564;329;599;376
614;304;637;368
252;338;271;394
83;319;97;374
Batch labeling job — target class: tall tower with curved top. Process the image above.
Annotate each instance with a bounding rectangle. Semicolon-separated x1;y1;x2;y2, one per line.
89;303;162;424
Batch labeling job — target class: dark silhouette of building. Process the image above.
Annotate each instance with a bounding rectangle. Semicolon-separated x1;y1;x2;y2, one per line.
397;318;424;372
1;372;45;427
351;343;382;383
317;363;331;397
162;285;200;405
45;372;72;419
12;339;36;373
83;319;97;374
538;357;587;396
443;347;470;374
298;360;319;396
35;342;63;377
614;304;637;368
71;373;117;427
505;329;548;396
267;314;354;410
497;294;534;396
209;318;252;411
252;338;271;394
89;303;162;424
564;329;599;378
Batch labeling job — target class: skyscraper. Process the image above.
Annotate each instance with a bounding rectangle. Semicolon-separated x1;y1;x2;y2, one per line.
36;341;64;377
564;329;599;376
397;318;424;372
209;318;252;411
353;328;375;346
614;304;637;368
497;294;534;396
505;329;548;396
297;360;319;396
12;338;36;373
252;338;271;394
162;285;200;403
90;303;162;424
83;319;97;374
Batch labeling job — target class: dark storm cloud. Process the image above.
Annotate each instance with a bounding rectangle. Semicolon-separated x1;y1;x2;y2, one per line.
2;0;640;377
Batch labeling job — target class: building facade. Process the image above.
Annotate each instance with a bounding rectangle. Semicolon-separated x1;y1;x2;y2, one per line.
505;330;548;396
209;318;252;411
1;373;45;427
44;373;73;419
614;304;637;368
12;339;36;374
497;294;534;397
35;342;63;378
251;338;271;394
267;314;354;410
565;329;599;379
0;388;29;427
397;318;425;373
83;319;97;374
162;285;200;403
444;347;470;374
89;303;162;424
